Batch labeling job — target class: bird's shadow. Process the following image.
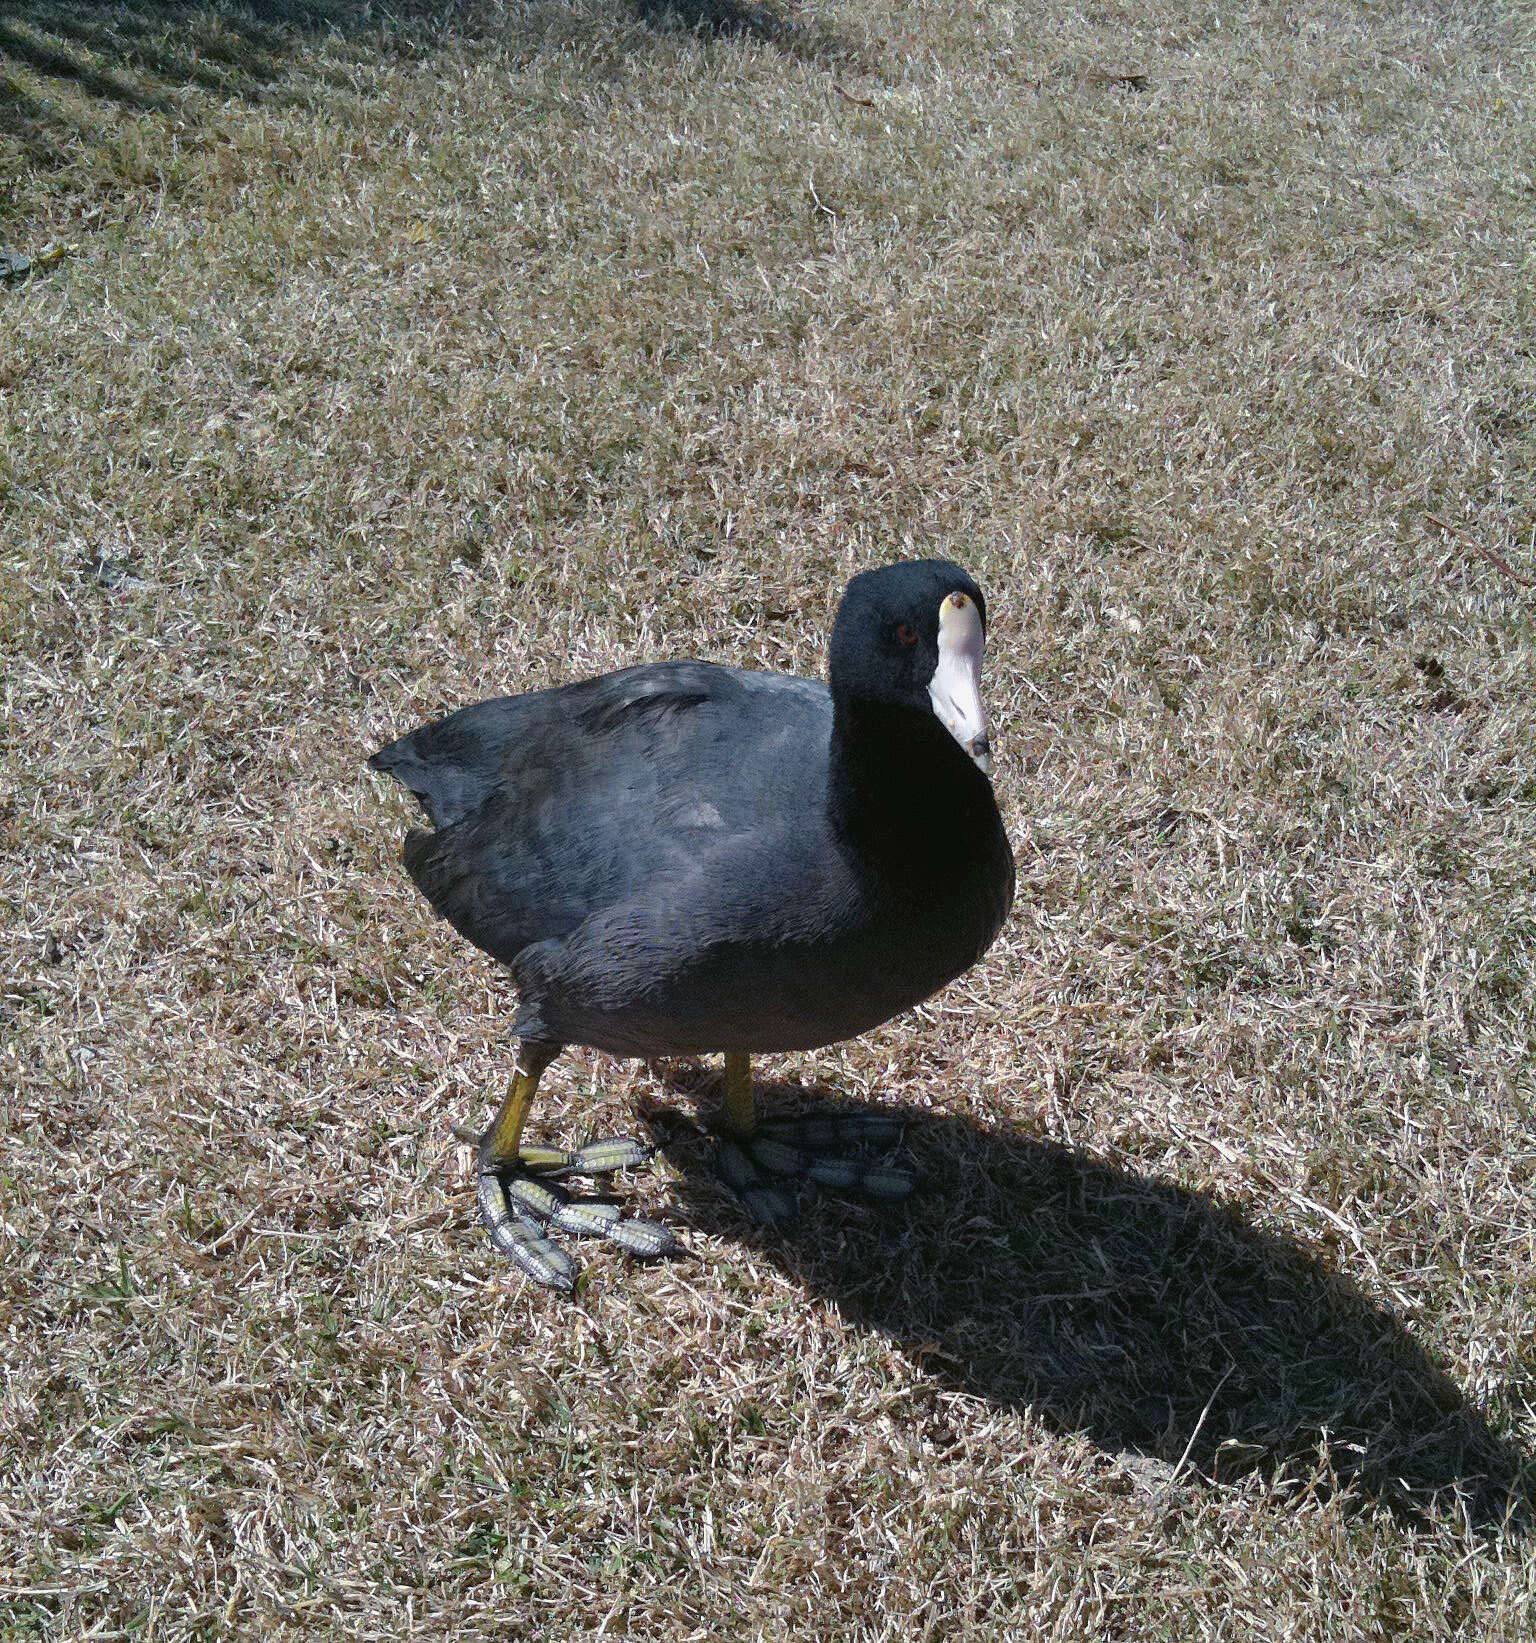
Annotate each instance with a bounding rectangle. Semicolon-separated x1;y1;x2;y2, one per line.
638;1066;1530;1536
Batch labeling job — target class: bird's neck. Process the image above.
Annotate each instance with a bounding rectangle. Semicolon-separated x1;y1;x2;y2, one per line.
828;698;990;851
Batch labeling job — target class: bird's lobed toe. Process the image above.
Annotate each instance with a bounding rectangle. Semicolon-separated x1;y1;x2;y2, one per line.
476;1137;680;1289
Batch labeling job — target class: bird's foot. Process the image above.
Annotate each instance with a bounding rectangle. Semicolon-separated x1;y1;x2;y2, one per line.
716;1112;919;1225
477;1135;681;1291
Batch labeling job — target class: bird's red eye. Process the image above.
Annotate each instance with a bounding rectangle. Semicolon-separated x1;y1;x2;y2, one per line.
895;623;918;647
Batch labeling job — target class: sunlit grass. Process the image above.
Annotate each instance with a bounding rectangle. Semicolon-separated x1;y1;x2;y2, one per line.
2;0;1535;1636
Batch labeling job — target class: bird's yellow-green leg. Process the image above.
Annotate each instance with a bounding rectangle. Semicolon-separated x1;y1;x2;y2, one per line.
715;1052;795;1224
477;1039;679;1292
715;1051;918;1224
723;1050;756;1138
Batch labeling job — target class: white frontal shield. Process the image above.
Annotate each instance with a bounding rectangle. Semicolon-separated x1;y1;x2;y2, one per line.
928;591;992;775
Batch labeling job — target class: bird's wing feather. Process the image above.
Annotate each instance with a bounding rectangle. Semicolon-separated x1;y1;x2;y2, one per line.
375;662;832;963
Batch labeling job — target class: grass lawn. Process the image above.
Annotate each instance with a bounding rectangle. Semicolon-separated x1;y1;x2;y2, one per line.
3;0;1535;1635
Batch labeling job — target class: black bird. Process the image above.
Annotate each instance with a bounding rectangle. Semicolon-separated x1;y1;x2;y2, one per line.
370;559;1015;1290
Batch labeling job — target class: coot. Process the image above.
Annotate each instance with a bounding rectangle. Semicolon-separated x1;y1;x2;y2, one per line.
371;559;1014;1289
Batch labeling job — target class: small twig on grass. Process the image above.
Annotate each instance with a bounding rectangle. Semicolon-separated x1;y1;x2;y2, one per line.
1425;512;1534;588
807;178;838;220
1156;1365;1234;1506
0;1584;110;1598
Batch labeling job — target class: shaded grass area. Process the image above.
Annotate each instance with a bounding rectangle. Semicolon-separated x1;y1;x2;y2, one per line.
0;0;836;213
3;0;1536;1634
654;1077;1529;1535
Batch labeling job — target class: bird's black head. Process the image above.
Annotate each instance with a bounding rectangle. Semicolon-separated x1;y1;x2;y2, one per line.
828;559;993;774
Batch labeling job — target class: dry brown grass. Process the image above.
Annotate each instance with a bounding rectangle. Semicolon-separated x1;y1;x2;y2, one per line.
3;0;1536;1635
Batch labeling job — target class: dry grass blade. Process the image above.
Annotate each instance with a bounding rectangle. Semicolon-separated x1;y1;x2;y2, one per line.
3;0;1536;1637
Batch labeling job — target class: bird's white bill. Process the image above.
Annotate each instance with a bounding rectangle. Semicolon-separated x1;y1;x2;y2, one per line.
929;591;992;775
